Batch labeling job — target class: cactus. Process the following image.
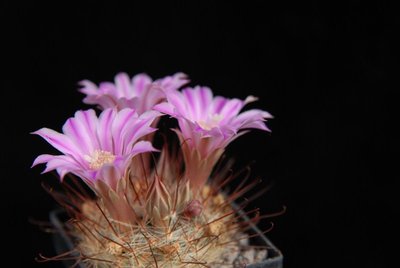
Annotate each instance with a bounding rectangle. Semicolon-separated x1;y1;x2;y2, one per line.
33;72;275;267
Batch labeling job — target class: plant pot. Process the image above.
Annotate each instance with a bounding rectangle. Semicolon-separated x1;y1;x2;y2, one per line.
49;209;283;268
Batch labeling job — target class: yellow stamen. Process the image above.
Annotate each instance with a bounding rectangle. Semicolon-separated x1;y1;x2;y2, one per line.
84;150;116;170
198;114;223;131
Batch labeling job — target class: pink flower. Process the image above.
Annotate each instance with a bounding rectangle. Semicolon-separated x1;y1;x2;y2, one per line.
154;86;272;156
32;108;159;190
154;86;272;190
79;72;189;113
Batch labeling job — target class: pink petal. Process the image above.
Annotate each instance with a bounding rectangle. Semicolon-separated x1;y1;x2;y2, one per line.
97;164;122;190
130;141;158;156
92;95;119;109
32;128;82;157
97;108;116;152
132;73;152;95
218;98;244;118
111;108;138;154
115;73;132;98
212;96;228;114
157;72;189;92
33;154;83;180
184;87;202;120
117;97;139;111
42;156;81;174
244;95;259;104
98;82;117;96
153;102;176;116
124;113;159;151
62;110;98;154
233;109;273;131
79;80;99;95
199;87;213;109
76;109;100;147
168;91;189;118
32;154;55;167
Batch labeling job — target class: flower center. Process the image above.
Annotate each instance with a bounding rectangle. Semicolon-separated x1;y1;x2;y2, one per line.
197;114;223;131
84;150;116;170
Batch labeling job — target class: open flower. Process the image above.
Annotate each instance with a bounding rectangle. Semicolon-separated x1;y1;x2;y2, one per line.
32;108;159;190
154;86;272;190
79;72;189;113
154;86;272;156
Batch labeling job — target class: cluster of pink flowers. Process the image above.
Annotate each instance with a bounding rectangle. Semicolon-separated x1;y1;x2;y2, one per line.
33;72;272;192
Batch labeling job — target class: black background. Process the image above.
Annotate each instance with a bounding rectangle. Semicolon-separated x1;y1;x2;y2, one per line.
2;1;398;267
